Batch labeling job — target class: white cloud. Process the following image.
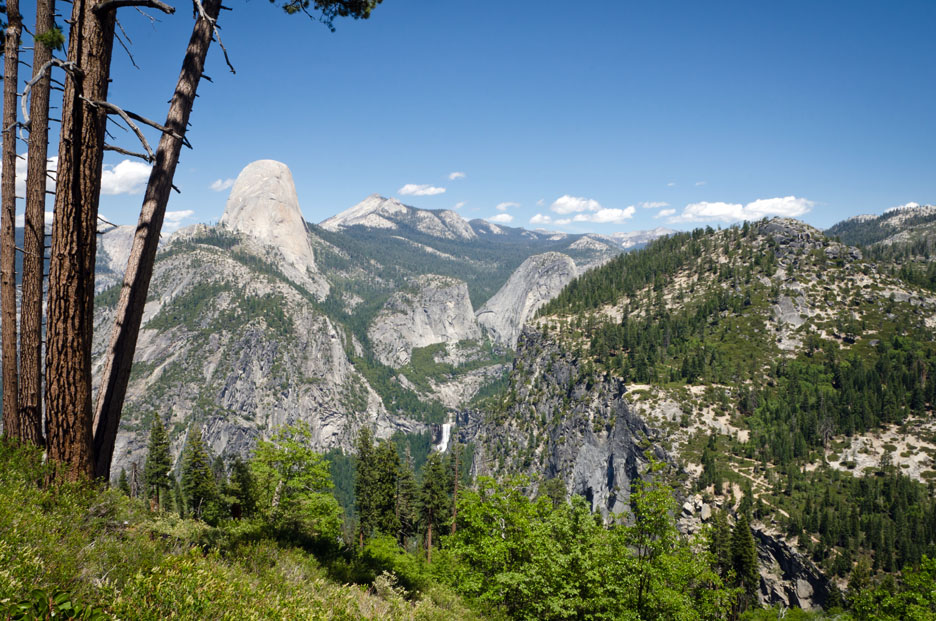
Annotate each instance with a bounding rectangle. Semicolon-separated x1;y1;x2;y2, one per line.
669;196;814;223
453;201;466;210
667;182;676;187
162;209;195;233
488;213;514;224
100;160;152;195
15;210;55;228
496;201;519;211
399;183;446;196
0;153;58;196
555;218;572;226
448;171;466;180
655;208;676;219
695;181;707;187
536;198;545;207
571;206;636;224
210;178;234;192
887;201;921;212
529;213;552;225
639;201;669;209
550;194;602;214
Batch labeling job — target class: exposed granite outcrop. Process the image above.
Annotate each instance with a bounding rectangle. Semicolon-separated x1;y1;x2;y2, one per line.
476;252;578;347
368;274;481;367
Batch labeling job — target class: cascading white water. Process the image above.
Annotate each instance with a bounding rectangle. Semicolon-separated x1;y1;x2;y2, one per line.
434;422;453;452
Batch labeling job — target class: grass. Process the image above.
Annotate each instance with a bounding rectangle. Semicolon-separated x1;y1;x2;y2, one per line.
0;441;481;620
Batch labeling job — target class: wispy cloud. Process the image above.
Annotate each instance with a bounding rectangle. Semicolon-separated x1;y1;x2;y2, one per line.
695;181;707;187
529;213;552;225
488;213;514;224
555;218;572;226
669;196;813;223
536;198;545;207
496;201;519;211
453;201;466;210
639;201;669;209
448;171;466;180
210;178;235;192
399;183;446;196
655;208;676;219
100;160;152;195
163;209;196;233
667;182;676;187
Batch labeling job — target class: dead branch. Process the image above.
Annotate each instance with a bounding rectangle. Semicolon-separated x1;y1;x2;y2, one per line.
93;0;175;15
21;59;81;126
81;98;155;161
193;0;234;74
103;144;151;161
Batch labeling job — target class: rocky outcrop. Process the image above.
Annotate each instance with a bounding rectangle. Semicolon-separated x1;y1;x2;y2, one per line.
368;274;481;367
97;237;423;479
219;160;328;299
476;252;577;347
465;327;670;518
753;528;831;611
321;194;477;241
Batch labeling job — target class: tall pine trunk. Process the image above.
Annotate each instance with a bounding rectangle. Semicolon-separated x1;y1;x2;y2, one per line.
18;0;57;447
45;0;116;480
93;0;221;481
1;0;22;438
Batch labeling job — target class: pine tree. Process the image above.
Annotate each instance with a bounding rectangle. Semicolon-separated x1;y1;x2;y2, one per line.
710;509;733;577
731;513;760;610
142;415;173;510
354;427;377;547
117;468;131;496
396;446;419;547
228;455;257;518
419;452;450;563
181;426;216;520
373;440;401;538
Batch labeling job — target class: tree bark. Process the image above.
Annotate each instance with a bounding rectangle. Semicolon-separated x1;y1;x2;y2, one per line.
45;0;116;480
18;0;57;448
92;0;222;481
1;0;23;439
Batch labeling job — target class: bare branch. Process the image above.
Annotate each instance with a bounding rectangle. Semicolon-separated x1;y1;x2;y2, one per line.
103;144;152;161
93;0;175;15
81;97;155;162
114;25;140;70
21;59;81;126
193;0;235;74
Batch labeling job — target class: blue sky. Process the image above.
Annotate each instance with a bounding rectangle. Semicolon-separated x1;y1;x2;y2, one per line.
36;0;936;234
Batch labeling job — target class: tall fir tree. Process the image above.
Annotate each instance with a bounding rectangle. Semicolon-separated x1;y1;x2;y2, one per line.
373;440;401;538
142;415;172;510
181;426;216;520
354;427;377;548
731;513;760;610
419;451;450;563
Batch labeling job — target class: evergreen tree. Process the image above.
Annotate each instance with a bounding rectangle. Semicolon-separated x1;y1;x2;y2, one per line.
419;451;450;563
354;427;377;547
142;415;172;510
228;455;257;518
372;440;401;537
710;509;733;578
117;468;131;496
731;513;760;610
181;426;216;520
396;445;419;547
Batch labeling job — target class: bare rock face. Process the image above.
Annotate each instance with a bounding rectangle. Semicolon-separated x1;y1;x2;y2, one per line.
321;194;477;241
368;274;481;367
476;252;577;347
220;160;327;299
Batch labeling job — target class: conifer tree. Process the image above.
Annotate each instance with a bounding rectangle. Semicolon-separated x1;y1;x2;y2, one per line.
181;426;216;520
143;415;172;510
117;468;131;496
731;513;760;610
354;427;377;547
228;455;257;518
419;452;450;563
396;445;419;547
372;440;401;537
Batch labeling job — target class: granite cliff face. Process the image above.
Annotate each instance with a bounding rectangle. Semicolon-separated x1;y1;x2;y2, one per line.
219;160;328;299
476;252;578;347
465;327;669;518
368;274;481;368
